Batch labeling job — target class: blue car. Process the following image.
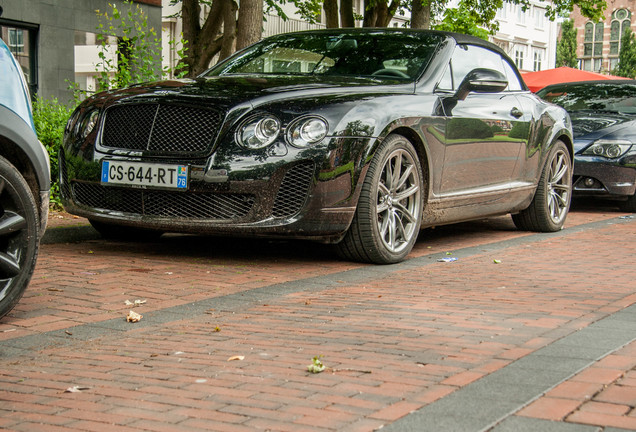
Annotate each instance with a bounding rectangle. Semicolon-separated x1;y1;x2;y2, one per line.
537;80;636;211
0;38;50;318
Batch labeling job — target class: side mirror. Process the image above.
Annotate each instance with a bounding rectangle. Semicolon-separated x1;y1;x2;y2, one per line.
456;68;508;101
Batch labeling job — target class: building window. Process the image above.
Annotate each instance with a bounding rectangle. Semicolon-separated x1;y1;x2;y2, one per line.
515;49;524;69
517;5;526;25
497;4;507;20
583;20;605;71
533;50;542;71
534;7;544;29
0;21;38;96
609;9;631;67
8;28;24;53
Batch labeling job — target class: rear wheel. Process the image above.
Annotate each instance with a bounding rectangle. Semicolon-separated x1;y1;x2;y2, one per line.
513;141;572;231
89;219;163;241
0;156;39;319
337;134;424;264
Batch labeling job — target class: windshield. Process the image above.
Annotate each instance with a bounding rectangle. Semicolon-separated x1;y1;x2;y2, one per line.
538;82;636;114
204;31;445;81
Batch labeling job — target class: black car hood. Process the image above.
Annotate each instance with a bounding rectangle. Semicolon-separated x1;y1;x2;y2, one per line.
569;110;634;138
92;75;413;108
569;111;636;152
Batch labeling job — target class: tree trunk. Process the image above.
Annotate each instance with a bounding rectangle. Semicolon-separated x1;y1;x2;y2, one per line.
363;0;377;27
180;0;227;77
219;0;238;62
410;0;431;29
236;0;262;51
324;0;339;28
340;0;355;27
375;1;389;27
180;0;202;75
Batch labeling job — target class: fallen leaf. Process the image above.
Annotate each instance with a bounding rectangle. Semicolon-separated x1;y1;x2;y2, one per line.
493;259;502;264
307;356;326;373
126;310;142;323
227;355;244;361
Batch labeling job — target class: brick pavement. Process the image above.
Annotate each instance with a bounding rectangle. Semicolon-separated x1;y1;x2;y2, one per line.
0;203;634;431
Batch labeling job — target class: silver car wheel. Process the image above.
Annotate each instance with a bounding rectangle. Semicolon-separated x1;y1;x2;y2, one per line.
512;140;572;232
547;148;571;224
376;148;421;254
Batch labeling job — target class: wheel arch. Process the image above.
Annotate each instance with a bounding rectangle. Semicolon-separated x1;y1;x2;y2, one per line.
0;135;43;208
379;125;431;204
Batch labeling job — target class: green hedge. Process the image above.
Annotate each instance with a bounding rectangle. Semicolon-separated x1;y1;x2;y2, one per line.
32;97;75;209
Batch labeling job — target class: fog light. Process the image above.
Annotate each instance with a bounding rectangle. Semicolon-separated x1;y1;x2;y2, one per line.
584;177;595;187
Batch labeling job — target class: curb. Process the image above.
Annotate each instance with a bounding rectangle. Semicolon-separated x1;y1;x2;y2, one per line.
41;224;100;244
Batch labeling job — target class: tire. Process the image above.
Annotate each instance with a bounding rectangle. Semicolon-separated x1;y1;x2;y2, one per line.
513;140;572;232
337;134;424;264
619;194;636;212
89;219;163;241
0;156;40;319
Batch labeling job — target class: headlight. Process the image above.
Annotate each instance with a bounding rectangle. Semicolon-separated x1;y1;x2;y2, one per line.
286;116;328;148
81;110;100;139
237;115;281;149
582;140;632;159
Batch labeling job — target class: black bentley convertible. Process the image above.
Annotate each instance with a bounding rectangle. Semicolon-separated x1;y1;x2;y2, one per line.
60;29;573;264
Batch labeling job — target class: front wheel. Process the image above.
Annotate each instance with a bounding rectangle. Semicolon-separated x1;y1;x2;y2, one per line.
0;156;40;319
337;134;424;264
513;140;572;232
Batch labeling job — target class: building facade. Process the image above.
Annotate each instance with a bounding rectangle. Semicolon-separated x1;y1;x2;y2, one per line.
0;0;161;102
571;0;635;73
492;1;558;72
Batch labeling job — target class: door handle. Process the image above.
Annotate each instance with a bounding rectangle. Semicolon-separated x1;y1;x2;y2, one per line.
510;107;523;118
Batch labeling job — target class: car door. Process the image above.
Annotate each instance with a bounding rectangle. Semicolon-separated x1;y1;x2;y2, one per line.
437;44;530;198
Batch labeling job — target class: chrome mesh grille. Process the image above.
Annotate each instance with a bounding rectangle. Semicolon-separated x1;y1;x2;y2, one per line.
272;162;315;218
101;104;223;154
71;183;254;220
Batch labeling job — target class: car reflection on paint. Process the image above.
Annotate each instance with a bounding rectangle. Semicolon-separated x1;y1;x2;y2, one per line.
537;80;636;211
60;29;573;264
0;39;50;319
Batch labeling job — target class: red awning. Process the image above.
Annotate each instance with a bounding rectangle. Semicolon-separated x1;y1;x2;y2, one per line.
521;67;631;92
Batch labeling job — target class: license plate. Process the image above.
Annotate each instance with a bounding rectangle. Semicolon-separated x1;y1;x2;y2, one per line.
101;160;188;190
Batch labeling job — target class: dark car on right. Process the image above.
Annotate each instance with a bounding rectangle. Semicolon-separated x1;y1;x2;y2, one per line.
537;80;636;211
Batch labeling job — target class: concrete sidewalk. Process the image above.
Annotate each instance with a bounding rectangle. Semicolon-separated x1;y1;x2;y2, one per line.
2;207;635;431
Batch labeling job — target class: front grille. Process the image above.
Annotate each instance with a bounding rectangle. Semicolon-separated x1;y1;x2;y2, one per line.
101;104;223;155
272;162;315;218
72;183;254;220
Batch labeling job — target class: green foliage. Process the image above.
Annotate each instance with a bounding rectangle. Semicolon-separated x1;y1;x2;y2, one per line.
613;29;636;79
291;0;323;24
556;20;578;68
432;2;492;39
32;97;74;209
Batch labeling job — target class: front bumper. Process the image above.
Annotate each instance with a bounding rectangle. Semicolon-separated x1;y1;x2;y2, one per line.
59;138;370;242
573;155;636;198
